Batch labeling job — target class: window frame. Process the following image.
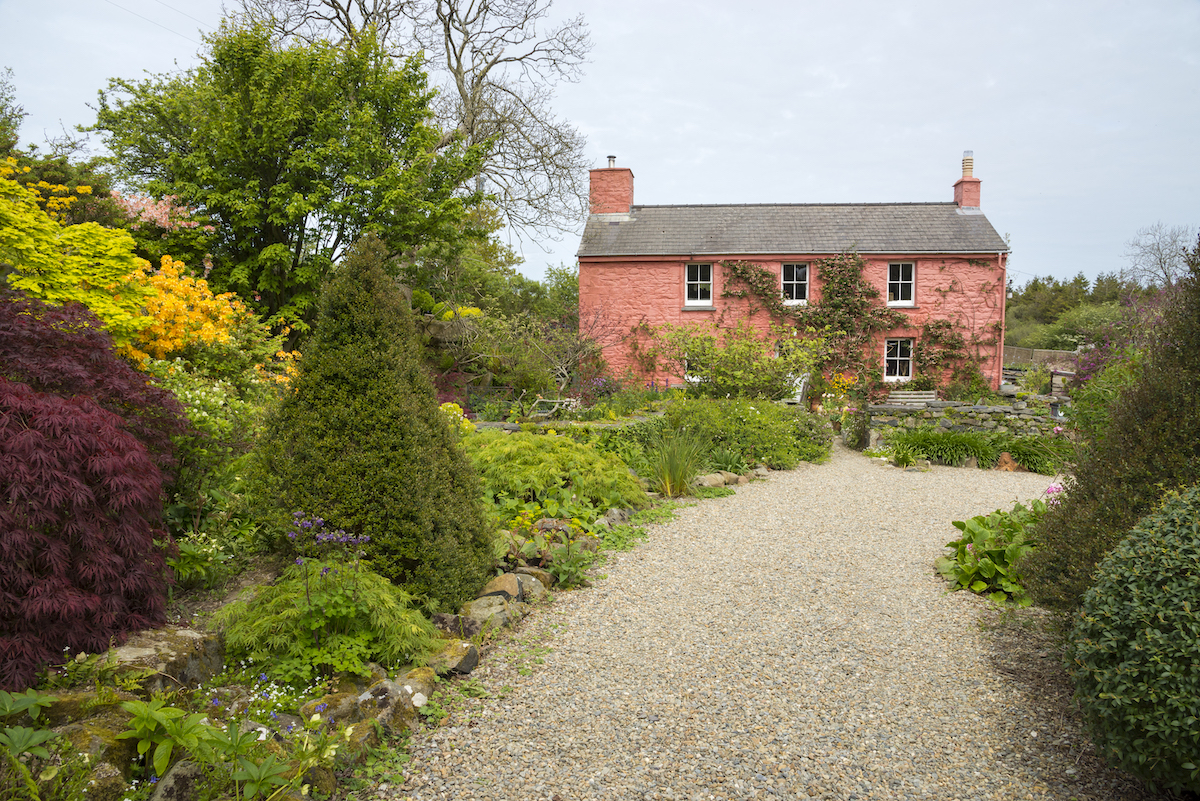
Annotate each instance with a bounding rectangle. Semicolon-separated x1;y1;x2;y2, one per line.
781;262;808;306
684;262;713;306
884;337;914;382
887;262;915;307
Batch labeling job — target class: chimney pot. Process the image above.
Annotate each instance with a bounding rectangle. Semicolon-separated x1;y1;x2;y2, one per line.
607;155;616;168
953;151;981;208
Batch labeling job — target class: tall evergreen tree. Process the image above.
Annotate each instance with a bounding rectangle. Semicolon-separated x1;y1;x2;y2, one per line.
253;236;493;610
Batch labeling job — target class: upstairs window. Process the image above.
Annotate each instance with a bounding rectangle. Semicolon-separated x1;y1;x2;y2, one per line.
885;338;913;381
782;263;808;305
888;262;914;306
685;263;712;306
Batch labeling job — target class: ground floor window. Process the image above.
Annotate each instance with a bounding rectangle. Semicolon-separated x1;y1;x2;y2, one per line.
885;338;913;381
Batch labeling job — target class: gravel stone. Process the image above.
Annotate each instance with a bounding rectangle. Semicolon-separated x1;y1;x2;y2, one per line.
375;442;1163;800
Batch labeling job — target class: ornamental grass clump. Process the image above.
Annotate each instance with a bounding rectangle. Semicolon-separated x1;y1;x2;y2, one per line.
644;427;710;497
250;236;493;612
1068;485;1200;794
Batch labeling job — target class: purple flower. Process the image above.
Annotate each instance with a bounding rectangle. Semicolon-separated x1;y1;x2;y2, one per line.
150;776;158;784
315;703;328;713
321;567;331;577
295;557;304;566
287;531;297;540
259;673;268;682
211;696;220;706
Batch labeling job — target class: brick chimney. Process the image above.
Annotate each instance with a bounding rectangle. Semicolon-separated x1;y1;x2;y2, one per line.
953;150;981;208
589;156;634;214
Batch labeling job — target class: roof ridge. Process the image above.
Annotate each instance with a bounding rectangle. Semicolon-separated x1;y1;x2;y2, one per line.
630;202;958;210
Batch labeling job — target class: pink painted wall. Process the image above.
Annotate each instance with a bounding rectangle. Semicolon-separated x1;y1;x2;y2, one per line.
580;253;1008;389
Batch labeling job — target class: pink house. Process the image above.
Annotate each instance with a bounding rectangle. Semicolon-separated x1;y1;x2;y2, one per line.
577;153;1010;390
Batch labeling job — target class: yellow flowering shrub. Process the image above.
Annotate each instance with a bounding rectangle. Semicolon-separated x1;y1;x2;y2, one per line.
124;256;245;362
0;158;93;222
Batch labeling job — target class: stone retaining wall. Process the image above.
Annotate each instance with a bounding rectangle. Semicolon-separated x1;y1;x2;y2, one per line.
867;400;1060;439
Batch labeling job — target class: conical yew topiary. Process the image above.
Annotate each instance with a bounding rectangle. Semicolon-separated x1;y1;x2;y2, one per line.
253;236;493;611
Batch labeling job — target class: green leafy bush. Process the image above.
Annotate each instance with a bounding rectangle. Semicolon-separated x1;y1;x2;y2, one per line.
1024;253;1200;611
665;399;831;469
652;320;825;400
1068;485;1200;794
935;499;1046;605
464;430;650;514
411;288;436;313
251;236;493;611
214;555;442;687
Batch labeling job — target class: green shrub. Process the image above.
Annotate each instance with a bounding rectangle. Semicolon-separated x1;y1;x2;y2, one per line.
411;288;435;313
214;554;442;687
1068;485;1200;794
665;399;831;469
653;320;825;400
935;499;1047;605
251;236;493;611
1024;253;1200;611
464;429;650;515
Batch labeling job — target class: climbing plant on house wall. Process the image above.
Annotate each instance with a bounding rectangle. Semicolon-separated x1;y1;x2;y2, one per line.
723;253;908;391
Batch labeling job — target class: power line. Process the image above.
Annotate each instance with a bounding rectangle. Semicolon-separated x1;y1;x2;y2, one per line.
152;0;215;30
100;0;203;45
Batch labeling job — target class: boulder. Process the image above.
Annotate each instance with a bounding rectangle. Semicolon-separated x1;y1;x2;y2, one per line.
534;518;576;535
431;612;483;639
515;573;548;603
462;595;530;630
694;473;726;488
718;471;740;484
514;566;555;590
429;640;479;675
109;627;224;694
478;573;522;600
400;667;437;701
149;759;206;801
603;507;633;526
753;466;770;478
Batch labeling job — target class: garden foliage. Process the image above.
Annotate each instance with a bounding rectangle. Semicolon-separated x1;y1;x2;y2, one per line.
0;293;187;690
665;399;831;469
93;22;485;331
936;499;1047;605
1023;249;1200;610
465;430;650;517
1068;485;1200;794
251;237;493;611
883;427;1070;475
650;319;825;400
215;552;442;686
0;168;151;347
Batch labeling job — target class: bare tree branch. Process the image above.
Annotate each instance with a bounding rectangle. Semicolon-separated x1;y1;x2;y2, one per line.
1123;222;1197;288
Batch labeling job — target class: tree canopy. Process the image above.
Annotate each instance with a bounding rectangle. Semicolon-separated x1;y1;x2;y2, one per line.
92;22;487;331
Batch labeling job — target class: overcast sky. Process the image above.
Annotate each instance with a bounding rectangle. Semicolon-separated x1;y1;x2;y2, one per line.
2;0;1197;287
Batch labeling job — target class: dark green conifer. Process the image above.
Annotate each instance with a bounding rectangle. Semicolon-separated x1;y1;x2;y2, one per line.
254;236;493;610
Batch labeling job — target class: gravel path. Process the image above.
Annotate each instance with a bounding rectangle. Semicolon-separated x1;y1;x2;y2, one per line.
378;443;1159;801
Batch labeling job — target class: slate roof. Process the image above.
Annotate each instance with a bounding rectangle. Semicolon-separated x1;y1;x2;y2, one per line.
577;202;1008;258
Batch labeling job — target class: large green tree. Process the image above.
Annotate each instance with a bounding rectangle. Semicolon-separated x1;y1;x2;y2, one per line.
92;22;486;331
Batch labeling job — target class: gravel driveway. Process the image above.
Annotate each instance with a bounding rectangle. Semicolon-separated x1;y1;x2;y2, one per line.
379;442;1159;801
